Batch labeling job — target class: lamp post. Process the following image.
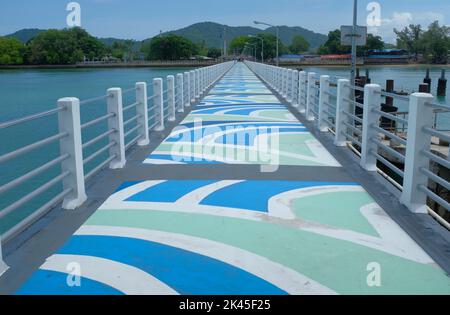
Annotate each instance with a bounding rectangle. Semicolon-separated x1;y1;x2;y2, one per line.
351;0;358;87
248;35;264;63
254;21;279;66
248;43;257;61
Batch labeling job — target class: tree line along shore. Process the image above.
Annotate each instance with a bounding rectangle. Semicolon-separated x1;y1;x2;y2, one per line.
0;21;448;66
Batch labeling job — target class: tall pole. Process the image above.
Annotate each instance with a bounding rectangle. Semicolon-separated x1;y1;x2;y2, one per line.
350;0;358;86
261;39;264;63
276;26;279;66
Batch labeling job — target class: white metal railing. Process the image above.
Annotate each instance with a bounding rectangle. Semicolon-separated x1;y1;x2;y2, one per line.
245;60;450;230
0;61;235;272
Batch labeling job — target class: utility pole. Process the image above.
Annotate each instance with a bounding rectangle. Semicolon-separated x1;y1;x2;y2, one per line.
350;0;358;86
223;26;228;58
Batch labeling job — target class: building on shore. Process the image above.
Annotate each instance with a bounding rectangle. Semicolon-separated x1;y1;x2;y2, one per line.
365;49;411;64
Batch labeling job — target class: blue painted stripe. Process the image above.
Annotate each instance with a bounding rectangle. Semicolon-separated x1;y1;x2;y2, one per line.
53;235;288;295
17;270;124;295
200;181;359;212
126;180;218;203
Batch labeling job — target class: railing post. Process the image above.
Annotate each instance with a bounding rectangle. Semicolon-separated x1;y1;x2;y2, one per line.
0;237;7;276
334;79;351;146
167;75;176;122
190;70;196;103
306;72;316;121
360;84;382;172
278;68;282;93
195;69;200;99
292;70;299;107
107;88;126;169
135;82;150;146
282;69;288;98
286;69;293;102
298;71;307;114
318;75;330;132
176;73;184;113
153;78;164;131
184;72;191;108
57;97;87;209
400;93;435;213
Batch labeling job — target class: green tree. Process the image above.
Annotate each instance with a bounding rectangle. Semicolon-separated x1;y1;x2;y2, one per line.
110;40;137;61
394;24;423;59
317;30;384;56
229;34;287;61
317;29;350;55
419;21;449;64
290;35;310;54
142;34;197;60
207;47;222;59
28;28;106;64
0;37;25;64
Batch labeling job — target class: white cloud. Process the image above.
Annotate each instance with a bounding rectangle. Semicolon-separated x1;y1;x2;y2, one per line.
367;11;445;43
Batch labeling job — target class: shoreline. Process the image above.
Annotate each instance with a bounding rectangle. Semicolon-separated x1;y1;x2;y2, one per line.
1;61;450;70
0;61;219;70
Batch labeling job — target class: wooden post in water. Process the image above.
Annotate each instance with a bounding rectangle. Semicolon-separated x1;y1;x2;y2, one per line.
419;84;429;93
423;69;432;93
437;69;447;97
365;69;371;84
386;80;394;106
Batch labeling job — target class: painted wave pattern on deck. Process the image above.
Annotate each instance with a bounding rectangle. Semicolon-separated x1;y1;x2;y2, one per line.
145;66;340;166
17;180;450;295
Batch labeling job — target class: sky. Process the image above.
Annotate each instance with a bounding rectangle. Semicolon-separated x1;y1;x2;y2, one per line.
0;0;448;43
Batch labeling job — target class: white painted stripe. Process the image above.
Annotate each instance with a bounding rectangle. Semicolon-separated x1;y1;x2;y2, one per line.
40;254;179;295
104;180;166;205
76;226;337;295
142;159;185;165
176;180;244;205
268;186;364;219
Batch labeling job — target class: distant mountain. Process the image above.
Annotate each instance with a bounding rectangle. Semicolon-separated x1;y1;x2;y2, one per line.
5;22;328;51
5;28;45;43
160;22;328;50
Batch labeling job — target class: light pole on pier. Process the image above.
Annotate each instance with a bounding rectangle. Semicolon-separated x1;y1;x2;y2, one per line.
350;0;358;87
254;21;279;66
248;35;264;63
245;43;257;61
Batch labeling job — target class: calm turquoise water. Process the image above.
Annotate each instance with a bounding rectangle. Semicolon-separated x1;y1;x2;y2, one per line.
0;67;192;235
0;65;449;236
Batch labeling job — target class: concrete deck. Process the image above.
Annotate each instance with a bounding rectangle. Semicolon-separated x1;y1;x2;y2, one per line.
1;62;450;295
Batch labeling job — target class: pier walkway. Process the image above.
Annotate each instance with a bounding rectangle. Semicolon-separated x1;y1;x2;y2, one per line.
2;62;450;295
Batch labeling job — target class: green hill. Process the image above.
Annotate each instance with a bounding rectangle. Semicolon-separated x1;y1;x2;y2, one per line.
5;28;45;43
160;22;327;50
5;22;328;51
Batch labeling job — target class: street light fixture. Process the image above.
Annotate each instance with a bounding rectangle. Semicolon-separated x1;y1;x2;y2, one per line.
248;35;264;63
254;21;279;66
